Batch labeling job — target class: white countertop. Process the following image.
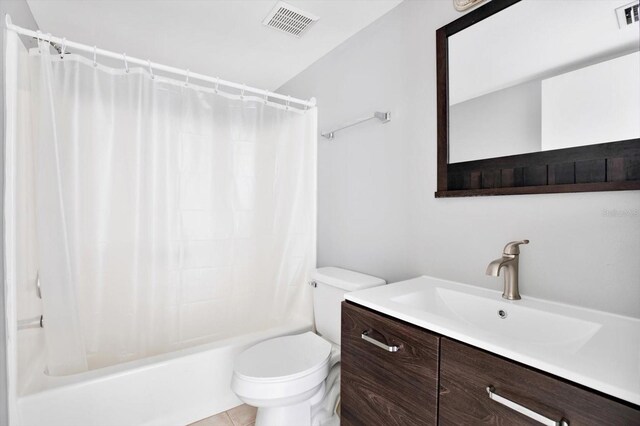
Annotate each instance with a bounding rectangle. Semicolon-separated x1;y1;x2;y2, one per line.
345;275;640;406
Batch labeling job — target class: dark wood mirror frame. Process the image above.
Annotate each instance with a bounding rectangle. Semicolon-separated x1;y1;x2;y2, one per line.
436;0;640;197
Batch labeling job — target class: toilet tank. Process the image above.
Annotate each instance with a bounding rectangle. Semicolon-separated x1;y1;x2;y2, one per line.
312;267;386;346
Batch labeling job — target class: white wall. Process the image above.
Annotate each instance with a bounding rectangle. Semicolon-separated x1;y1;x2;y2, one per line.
448;0;639;105
279;0;640;318
450;79;541;163
542;51;640;150
1;1;39;423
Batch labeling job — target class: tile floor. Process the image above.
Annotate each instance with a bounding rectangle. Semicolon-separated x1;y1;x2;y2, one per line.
189;404;257;426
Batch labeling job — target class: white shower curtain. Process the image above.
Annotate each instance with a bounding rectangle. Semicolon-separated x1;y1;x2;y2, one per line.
7;36;317;375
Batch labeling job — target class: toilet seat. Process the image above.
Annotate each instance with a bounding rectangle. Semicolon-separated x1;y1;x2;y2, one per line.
234;332;332;383
232;332;333;406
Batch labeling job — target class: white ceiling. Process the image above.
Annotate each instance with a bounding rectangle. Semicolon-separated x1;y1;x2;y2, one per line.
449;0;640;105
26;0;403;91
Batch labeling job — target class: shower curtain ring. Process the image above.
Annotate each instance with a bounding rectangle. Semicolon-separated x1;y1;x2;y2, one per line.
123;53;129;73
286;96;291;111
60;37;66;59
184;69;190;87
215;77;220;93
240;84;246;100
93;46;97;67
263;90;269;104
36;30;42;52
147;59;154;80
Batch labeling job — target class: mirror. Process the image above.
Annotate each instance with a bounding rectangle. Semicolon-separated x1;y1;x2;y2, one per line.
436;0;640;197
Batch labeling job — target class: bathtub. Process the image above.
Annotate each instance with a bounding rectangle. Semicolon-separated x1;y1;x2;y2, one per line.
17;320;312;426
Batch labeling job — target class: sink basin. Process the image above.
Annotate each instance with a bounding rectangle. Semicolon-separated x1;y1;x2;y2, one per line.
392;287;601;351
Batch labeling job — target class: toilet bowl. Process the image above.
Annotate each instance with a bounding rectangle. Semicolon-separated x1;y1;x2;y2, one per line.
231;267;386;426
232;332;336;425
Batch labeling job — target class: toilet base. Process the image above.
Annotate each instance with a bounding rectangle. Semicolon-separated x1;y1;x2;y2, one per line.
255;400;340;426
254;382;325;426
255;401;310;426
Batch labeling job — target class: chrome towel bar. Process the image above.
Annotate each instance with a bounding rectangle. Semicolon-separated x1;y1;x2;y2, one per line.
321;111;391;140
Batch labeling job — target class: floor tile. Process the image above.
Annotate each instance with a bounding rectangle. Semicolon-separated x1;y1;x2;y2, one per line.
227;404;257;426
189;411;234;426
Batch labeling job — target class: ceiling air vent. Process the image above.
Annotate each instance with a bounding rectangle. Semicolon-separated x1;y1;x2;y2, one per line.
262;1;319;37
615;1;639;28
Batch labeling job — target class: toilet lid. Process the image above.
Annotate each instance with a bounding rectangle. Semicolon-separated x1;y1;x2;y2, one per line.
234;332;332;383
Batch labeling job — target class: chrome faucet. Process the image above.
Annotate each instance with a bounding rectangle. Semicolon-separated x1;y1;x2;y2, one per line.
486;240;529;300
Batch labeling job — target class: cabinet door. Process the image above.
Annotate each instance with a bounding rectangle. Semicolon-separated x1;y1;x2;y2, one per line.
439;338;640;425
341;302;439;426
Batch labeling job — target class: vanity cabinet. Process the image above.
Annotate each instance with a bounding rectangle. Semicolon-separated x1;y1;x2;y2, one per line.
439;338;640;425
340;302;439;426
341;302;640;426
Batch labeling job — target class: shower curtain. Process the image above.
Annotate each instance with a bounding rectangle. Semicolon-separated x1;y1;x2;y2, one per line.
5;34;317;375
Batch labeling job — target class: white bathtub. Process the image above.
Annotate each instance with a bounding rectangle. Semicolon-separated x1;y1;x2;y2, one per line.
17;321;312;426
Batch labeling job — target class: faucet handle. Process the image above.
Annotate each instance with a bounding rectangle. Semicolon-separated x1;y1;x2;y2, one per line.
503;240;529;255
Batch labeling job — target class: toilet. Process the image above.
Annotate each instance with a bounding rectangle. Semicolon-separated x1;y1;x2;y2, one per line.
231;267;386;426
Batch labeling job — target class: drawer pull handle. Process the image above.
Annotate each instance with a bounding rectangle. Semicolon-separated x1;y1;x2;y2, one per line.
361;330;399;352
487;386;568;426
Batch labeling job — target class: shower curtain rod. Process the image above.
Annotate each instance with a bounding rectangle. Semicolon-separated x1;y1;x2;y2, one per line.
4;14;316;109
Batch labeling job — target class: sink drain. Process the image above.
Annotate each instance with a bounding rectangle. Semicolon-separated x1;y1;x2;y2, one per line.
497;309;508;319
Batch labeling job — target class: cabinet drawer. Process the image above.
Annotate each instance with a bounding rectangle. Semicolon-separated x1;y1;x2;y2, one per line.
341;302;439;426
439;338;640;425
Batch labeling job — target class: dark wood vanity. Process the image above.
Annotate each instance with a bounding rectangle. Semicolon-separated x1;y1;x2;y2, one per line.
341;301;439;425
341;301;640;426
